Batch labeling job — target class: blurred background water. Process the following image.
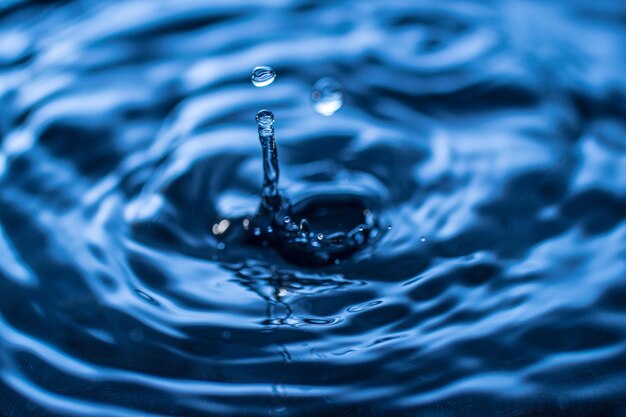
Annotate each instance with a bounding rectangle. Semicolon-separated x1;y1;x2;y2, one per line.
1;0;626;416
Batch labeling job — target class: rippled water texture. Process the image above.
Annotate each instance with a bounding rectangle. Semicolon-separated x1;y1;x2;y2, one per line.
1;1;626;416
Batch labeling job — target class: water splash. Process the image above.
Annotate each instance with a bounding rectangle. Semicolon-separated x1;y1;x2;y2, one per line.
252;66;276;87
248;109;380;264
255;110;282;211
311;77;344;116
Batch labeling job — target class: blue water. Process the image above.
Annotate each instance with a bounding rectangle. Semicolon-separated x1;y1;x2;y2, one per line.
1;1;626;416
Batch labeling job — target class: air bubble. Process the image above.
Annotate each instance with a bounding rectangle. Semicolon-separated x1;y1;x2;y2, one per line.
311;77;343;116
251;66;276;87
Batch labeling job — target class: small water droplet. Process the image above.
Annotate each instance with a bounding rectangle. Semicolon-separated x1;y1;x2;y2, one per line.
283;216;291;224
311;77;343;116
256;109;274;128
251;66;276;87
299;219;311;234
358;225;364;232
253;227;262;236
316;233;324;240
217;242;226;250
420;236;426;242
212;219;230;235
334;259;341;265
243;218;250;230
387;224;392;230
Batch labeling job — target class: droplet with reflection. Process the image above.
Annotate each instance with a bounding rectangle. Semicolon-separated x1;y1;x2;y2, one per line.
251;66;276;87
311;77;344;116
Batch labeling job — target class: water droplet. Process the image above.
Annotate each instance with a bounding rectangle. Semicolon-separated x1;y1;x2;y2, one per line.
358;225;364;232
334;259;341;265
253;227;261;236
217;242;226;250
420;236;426;242
267;226;273;234
283;216;291;224
256;109;274;128
212;219;230;235
299;219;311;234
243;218;250;230
311;77;343;116
387;224;392;230
316;233;324;240
251;66;276;87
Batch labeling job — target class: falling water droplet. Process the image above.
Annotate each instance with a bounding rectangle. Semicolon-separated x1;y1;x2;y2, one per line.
311;77;343;116
420;236;426;242
316;233;324;240
253;227;262;236
251;66;276;87
283;216;291;224
387;224;392;230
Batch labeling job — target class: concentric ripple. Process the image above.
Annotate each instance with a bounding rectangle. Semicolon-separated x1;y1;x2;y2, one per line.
0;1;625;416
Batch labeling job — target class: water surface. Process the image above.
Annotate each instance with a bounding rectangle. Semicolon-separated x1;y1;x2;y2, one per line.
1;1;626;416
